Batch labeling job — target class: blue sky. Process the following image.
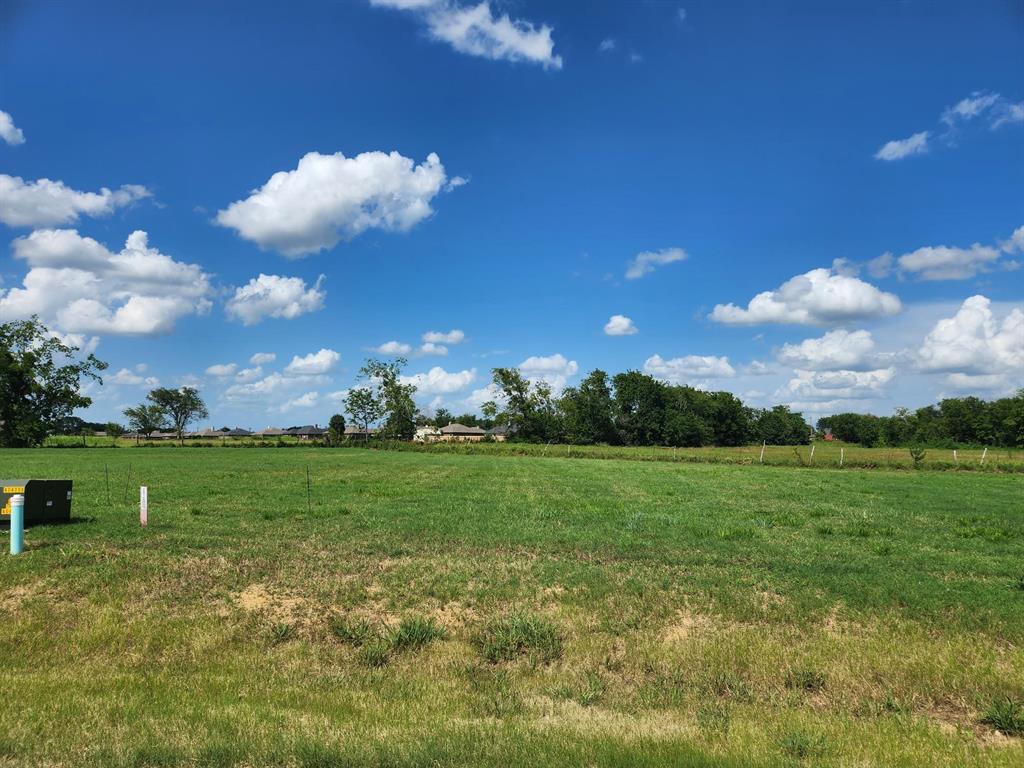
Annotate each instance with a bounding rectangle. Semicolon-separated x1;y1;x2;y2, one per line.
1;0;1022;428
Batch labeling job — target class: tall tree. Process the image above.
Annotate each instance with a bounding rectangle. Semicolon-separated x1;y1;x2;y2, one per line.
146;387;208;443
491;368;562;442
0;317;107;447
123;404;167;441
344;387;382;439
360;358;417;440
328;413;346;445
611;370;667;446
560;369;617;444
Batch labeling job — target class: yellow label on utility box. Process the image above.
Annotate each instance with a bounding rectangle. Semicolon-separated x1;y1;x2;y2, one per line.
3;486;24;494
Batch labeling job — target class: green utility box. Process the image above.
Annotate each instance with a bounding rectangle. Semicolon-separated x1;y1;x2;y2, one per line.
1;480;73;526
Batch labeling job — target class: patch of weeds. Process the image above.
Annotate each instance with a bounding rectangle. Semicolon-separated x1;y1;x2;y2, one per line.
269;621;294;645
294;742;348;768
980;697;1024;736
195;744;245;768
475;612;563;664
465;664;524;718
701;670;751;702
557;671;606;707
1015;574;1024;592
696;701;731;735
127;745;186;767
389;615;446;652
908;446;926;468
358;639;391;668
328;614;376;646
779;730;827;760
785;668;826;693
815;524;834;536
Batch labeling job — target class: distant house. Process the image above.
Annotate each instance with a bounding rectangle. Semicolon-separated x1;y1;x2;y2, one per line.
254;427;286;437
485;424;510;442
344;426;378;439
438;423;486;442
286;425;326;440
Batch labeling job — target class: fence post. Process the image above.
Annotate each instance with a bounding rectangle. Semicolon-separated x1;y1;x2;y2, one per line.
9;494;24;555
140;486;148;527
981;447;988;466
759;441;766;464
840;448;844;467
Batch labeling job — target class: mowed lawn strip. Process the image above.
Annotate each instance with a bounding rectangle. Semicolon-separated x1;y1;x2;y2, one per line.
0;447;1021;767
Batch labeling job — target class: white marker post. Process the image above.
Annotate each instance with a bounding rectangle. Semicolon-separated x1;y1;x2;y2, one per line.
809;444;815;463
140;486;148;527
840;448;845;467
953;449;958;464
759;440;766;464
981;447;988;466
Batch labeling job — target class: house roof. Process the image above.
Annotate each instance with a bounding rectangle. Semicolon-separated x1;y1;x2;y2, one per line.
285;425;326;435
256;428;286;436
440;422;486;435
486;424;509;435
344;426;377;435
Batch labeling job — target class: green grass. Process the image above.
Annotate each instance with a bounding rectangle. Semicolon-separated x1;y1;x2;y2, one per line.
0;446;1022;766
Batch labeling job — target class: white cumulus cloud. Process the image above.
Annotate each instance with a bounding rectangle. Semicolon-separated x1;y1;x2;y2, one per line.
205;363;238;377
250;352;276;365
776;368;896;401
216;150;454;257
0;229;212;336
372;0;562;69
519;353;578;391
401;366;476;394
709;266;901;326
776;329;878;371
109;368;160;387
625;247;687;280
896;243;1002;281
917;295;1023;375
374;340;414;355
422;328;465;344
225;273;326;325
416;341;449;356
604;314;638;336
284;348;341;376
0;175;150;228
644;354;735;385
235;366;263;383
874;131;929;161
0;111;25;145
279;391;321;412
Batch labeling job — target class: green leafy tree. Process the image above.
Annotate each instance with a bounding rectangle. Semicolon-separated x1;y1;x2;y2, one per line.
105;422;126;438
360;358;417;440
432;407;454;427
328;413;346;445
560;369;617;444
146;387;208;443
611;370;667;446
491;368;562;442
123;404;168;441
344;387;382;439
0;317;107;447
755;405;811;445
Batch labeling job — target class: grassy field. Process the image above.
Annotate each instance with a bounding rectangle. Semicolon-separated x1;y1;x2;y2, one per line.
1;447;1022;767
42;435;1024;473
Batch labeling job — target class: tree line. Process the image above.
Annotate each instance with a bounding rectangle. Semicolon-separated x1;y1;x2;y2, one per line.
817;395;1024;448
2;317;1021;448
